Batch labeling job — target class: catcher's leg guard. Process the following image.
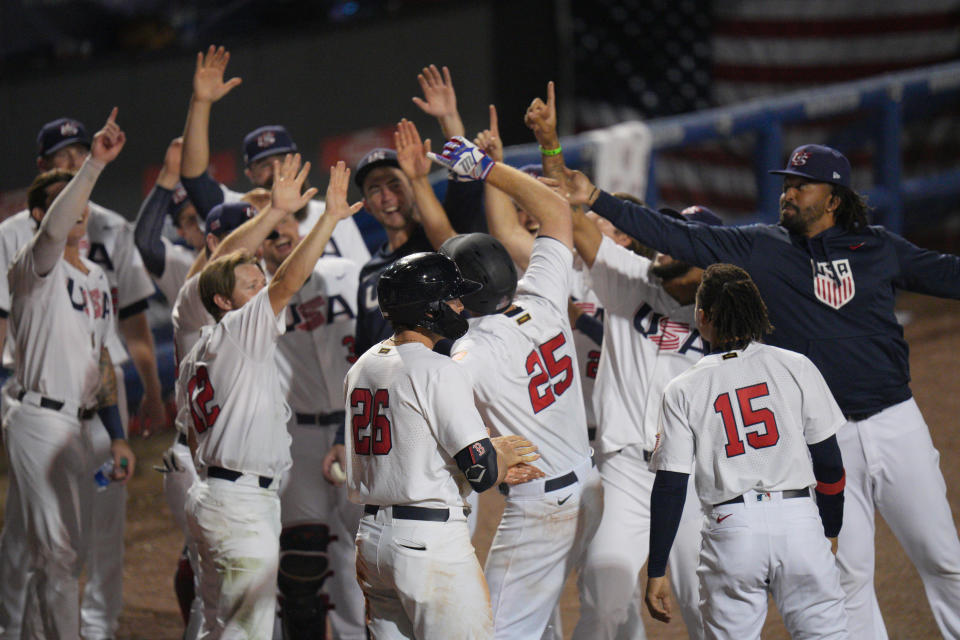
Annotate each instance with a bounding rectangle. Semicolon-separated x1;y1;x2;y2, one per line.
173;545;194;625
278;524;335;640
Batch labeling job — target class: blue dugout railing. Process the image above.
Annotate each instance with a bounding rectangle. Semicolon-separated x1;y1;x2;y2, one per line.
489;60;960;235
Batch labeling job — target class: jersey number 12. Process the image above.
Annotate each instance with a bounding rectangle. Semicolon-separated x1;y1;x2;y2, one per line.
351;388;393;455
187;366;220;434
713;382;780;457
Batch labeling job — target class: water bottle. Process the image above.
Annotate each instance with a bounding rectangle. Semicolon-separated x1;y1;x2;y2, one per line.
94;460;115;491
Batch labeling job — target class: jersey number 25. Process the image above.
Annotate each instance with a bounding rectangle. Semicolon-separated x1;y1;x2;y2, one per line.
713;382;780;457
351;388;393;455
526;333;574;413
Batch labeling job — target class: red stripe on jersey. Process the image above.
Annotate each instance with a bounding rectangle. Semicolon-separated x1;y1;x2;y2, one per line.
816;471;846;495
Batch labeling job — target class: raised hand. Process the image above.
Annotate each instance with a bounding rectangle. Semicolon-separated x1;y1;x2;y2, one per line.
427;136;494;182
473;104;504;163
395;119;433;181
157;137;184;189
411;64;464;138
193;45;243;104
270;154;318;214
91;107;126;165
525;81;558;146
324;161;364;222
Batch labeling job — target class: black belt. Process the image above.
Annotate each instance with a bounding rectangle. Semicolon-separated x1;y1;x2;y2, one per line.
364;504;450;522
207;465;274;489
714;488;809;507
587;426;597;442
844;409;882;422
177;432;188;446
17;390;96;420
295;410;345;427
544;470;578;492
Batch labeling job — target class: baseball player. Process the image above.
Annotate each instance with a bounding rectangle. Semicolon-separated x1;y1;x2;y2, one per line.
565;144;960;638
0;114;163;640
2;109;136;639
178;45;370;267
346;250;539;639
646;263;849;638
428;137;602;639
178;158;360;639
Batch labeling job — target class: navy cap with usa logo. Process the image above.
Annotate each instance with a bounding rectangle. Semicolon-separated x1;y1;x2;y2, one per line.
37;118;91;157
659;205;724;227
242;125;297;166
769;144;851;189
205;202;256;238
354;148;400;190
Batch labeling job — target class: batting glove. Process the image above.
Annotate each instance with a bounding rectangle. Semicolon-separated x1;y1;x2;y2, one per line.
427;136;495;182
154;444;183;473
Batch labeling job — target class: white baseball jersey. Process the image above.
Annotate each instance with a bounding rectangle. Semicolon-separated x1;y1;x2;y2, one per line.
7;238;113;407
222;187;370;267
344;341;489;510
275;257;359;413
171;273;214;366
0;205;154;367
589;236;710;455
152;237;196;304
176;287;292;477
569;257;602;431
652;342;845;505
451;237;591;477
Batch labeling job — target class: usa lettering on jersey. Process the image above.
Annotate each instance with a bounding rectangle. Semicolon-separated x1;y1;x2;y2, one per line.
285;293;355;332
811;258;855;310
633;302;708;355
67;278;112;320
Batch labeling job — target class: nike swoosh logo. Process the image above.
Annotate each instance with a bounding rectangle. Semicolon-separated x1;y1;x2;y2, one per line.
716;514;733;523
558;494;572;505
397;542;427;551
849;242;865;250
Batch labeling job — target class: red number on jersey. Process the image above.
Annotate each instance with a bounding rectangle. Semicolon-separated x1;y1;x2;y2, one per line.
342;335;357;364
714;382;780;458
586;349;601;379
187;366;220;434
351;388;392;455
525;332;575;413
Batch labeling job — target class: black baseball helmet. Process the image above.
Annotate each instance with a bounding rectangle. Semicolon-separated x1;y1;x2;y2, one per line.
439;233;517;316
378;252;482;340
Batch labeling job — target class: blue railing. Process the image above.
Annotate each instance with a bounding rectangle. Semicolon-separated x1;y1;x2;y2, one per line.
497;60;960;234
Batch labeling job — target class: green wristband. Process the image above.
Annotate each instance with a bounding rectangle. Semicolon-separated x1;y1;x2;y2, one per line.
539;144;562;157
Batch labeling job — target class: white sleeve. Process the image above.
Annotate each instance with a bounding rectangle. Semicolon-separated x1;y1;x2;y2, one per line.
0;230;18;313
428;360;490;457
8;237;52;297
221;286;286;361
650;383;696;474
799;356;846;444
516;236;573;312
589;236;658;314
450;333;501;402
112;222;157;314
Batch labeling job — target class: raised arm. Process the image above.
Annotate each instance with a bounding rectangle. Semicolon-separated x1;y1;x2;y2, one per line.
395;118;455;249
412;64;465;139
475;105;534;269
34;108;125;276
268;161;363;315
134;137;182;277
525;81;566;181
430;137;572;250
181;45;242;180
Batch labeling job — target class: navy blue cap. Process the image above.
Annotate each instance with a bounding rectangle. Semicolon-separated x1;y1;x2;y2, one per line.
243;125;297;166
168;183;193;222
205;202;256;238
518;163;543;178
37;118;90;157
659;205;724;226
355;148;400;189
769;144;851;188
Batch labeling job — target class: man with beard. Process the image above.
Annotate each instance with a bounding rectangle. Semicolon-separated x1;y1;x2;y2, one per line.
563;144;960;639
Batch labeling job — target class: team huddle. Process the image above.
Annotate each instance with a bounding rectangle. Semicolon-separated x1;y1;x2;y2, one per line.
1;44;960;640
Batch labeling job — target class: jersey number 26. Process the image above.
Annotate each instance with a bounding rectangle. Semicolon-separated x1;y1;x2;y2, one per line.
351;388;393;455
714;382;780;457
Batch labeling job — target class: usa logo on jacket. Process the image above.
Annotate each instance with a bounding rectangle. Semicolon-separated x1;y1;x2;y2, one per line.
812;259;855;309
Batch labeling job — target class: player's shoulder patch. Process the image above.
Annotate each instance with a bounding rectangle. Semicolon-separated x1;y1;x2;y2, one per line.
377;346;392;355
503;305;531;325
451;350;467;361
722;352;738;360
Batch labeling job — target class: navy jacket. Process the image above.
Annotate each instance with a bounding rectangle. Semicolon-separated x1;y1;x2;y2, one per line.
592;191;960;415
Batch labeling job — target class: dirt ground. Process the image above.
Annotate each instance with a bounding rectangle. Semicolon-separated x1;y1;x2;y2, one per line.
2;291;958;639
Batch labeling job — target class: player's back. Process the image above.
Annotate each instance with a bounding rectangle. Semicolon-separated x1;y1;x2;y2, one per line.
661;342;841;505
344;341;487;510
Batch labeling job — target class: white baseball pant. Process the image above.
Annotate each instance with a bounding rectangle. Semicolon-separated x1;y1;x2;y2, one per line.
836;397;960;639
485;457;602;640
163;435;202;640
355;505;493;639
699;489;848;639
187;477;281;640
574;444;704;640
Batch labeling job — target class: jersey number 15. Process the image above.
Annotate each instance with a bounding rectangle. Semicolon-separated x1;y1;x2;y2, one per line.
714;382;780;458
351;388;393;455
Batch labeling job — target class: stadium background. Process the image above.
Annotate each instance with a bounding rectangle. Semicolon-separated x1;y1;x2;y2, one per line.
0;0;958;637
